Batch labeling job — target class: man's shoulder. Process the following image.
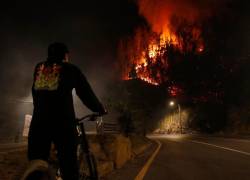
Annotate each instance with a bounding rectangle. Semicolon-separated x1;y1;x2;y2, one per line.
34;61;82;74
63;62;76;68
62;63;86;79
36;61;45;66
62;62;81;71
34;61;46;70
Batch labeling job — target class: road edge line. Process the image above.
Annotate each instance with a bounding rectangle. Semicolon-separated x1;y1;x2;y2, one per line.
134;139;162;180
190;140;250;156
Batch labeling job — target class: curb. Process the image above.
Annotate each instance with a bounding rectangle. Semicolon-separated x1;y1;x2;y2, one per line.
134;139;162;180
132;141;152;157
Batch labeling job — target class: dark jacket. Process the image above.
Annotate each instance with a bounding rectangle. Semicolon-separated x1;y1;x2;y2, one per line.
31;61;105;129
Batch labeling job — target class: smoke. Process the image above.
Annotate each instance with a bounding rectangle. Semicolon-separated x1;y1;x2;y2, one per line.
137;0;225;34
0;0;129;141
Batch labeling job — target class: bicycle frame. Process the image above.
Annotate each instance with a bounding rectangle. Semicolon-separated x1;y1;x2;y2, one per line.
76;113;102;180
22;113;103;180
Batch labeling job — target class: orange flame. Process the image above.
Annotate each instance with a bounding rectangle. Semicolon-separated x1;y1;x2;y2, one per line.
119;0;206;86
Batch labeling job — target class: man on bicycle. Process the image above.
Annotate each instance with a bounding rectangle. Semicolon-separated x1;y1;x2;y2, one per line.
28;42;106;180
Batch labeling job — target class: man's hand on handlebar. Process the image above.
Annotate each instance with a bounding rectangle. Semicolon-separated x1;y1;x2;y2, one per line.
99;109;108;116
90;110;107;121
77;110;107;123
89;115;98;121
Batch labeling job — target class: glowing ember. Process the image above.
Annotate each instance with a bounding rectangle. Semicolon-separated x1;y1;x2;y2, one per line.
198;46;204;53
138;77;159;86
168;86;182;97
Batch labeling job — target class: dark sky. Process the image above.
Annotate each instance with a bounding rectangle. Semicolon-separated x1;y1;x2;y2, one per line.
0;0;146;137
0;0;143;99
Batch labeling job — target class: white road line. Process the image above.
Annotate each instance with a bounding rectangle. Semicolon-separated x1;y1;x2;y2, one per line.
190;140;250;156
135;140;162;180
198;136;250;143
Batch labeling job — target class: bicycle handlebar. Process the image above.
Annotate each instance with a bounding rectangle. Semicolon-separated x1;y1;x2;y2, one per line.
76;113;106;124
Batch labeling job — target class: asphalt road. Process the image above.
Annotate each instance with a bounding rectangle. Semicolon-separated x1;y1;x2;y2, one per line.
144;135;250;180
106;134;250;180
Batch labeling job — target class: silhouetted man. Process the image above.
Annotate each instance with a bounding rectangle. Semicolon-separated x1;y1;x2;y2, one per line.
28;42;106;180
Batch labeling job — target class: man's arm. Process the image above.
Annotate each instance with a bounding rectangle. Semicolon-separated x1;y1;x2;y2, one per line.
74;67;106;114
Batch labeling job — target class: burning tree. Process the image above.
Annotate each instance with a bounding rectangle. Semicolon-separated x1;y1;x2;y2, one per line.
119;22;204;85
115;0;237;133
117;0;228;102
118;0;207;89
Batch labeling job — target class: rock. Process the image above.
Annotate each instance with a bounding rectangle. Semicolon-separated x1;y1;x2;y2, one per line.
113;135;132;169
97;160;114;177
130;134;152;157
89;142;108;161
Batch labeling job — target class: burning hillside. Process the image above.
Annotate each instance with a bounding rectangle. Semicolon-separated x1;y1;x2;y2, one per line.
119;0;214;87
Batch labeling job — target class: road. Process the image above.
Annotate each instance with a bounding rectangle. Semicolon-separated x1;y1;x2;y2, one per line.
144;135;250;180
1;135;250;180
0;142;28;180
107;134;250;180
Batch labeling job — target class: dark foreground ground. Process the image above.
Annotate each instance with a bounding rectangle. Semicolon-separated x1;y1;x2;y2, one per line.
1;134;250;180
105;134;250;180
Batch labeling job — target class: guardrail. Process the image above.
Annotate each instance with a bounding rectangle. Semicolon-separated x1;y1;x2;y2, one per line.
96;118;120;134
103;122;120;133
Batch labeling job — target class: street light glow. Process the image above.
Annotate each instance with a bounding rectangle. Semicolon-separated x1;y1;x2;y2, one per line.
168;100;183;134
169;101;175;106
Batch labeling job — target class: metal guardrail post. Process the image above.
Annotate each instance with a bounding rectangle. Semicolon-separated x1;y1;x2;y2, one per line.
96;117;104;135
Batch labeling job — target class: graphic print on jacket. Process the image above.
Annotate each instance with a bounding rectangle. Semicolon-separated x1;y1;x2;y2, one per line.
34;63;62;91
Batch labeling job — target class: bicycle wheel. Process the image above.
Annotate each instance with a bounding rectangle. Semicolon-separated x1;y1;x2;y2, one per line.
77;145;99;180
21;160;54;180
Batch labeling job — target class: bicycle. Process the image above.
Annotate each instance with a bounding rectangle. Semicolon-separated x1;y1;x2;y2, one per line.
21;113;104;180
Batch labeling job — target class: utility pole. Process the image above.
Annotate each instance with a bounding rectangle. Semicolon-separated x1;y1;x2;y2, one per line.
178;104;182;134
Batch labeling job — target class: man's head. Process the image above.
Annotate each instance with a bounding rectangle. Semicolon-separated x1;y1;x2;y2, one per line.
47;42;69;62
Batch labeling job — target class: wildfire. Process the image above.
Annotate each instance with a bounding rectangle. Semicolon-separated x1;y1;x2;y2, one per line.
168;86;183;97
119;0;206;86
